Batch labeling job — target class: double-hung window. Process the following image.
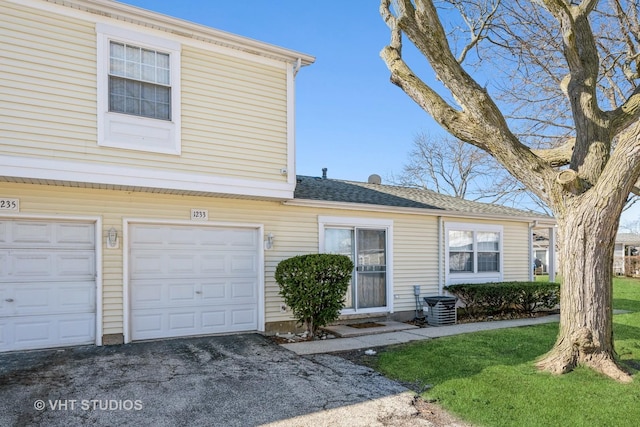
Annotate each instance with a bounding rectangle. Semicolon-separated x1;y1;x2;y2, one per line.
96;24;181;155
108;42;171;120
445;223;503;284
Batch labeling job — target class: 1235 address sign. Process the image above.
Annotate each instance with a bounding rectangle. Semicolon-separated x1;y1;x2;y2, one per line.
0;198;19;211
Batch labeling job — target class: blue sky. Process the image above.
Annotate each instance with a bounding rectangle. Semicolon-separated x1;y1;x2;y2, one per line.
118;0;640;227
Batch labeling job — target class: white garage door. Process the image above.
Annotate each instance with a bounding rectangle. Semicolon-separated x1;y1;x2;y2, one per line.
0;220;96;352
129;224;260;341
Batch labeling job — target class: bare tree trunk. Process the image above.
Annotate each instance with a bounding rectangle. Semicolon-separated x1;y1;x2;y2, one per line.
536;199;632;382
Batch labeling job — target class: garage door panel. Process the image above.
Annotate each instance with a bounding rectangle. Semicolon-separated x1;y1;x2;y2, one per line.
168;312;196;331
230;280;258;300
168;255;198;275
0;313;95;352
201;255;226;273
132;305;257;340
11;222;54;245
231;308;257;327
168;282;198;303
131;252;256;279
1;250;95;282
201;281;226;299
0;221;94;248
201;310;226;328
229;254;258;274
130;225;165;246
129;224;260;341
129;253;165;277
9;282;95;316
57;223;95;245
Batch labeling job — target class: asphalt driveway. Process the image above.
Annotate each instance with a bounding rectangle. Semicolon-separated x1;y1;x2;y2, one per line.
0;334;434;426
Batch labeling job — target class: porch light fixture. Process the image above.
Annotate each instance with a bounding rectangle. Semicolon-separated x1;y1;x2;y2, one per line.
107;227;119;249
264;233;274;250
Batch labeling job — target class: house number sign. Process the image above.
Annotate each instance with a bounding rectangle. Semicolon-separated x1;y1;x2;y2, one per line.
0;198;19;211
190;209;208;221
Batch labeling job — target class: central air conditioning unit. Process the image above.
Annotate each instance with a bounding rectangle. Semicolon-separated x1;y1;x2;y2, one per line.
423;296;457;326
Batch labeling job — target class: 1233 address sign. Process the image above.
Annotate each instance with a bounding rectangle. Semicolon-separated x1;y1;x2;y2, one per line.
191;209;208;221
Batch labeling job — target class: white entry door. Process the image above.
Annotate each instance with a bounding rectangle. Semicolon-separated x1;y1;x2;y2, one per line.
129;223;260;341
0;220;96;352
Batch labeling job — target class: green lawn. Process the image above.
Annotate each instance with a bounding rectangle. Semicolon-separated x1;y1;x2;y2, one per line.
376;277;640;427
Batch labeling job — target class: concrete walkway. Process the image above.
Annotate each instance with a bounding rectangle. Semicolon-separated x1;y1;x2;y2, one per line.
281;315;560;355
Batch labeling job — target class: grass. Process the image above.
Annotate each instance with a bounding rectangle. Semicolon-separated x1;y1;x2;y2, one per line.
376;277;640;427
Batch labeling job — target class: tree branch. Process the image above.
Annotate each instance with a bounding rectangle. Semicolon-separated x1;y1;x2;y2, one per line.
532;138;576;167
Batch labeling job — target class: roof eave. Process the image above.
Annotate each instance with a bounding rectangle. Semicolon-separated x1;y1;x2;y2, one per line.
284;199;556;225
41;0;315;66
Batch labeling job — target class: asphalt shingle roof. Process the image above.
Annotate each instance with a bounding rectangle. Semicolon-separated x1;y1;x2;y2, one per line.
294;175;551;219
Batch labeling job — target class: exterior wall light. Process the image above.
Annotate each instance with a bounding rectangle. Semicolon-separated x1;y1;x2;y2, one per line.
264;233;274;250
107;227;119;249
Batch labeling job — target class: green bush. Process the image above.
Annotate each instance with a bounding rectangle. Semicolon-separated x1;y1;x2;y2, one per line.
275;254;354;337
444;281;560;319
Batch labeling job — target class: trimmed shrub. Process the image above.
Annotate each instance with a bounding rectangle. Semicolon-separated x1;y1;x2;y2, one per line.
444;281;560;319
275;254;354;337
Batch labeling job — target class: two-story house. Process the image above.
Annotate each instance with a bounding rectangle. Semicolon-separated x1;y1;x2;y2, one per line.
0;0;554;353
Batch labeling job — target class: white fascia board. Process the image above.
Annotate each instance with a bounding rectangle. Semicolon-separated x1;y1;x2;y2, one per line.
285;199;556;225
18;0;315;66
1;155;294;199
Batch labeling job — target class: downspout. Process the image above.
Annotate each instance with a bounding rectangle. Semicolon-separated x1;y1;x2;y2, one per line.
529;221;538;281
438;216;443;294
292;57;302;77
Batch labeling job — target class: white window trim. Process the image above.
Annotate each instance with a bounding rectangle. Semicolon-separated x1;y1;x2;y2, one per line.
444;222;503;285
318;216;394;315
96;23;182;155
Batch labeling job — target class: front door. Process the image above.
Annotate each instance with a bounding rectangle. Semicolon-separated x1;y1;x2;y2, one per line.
325;227;387;311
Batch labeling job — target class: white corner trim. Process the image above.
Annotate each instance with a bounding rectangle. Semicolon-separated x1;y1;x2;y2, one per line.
0;155;294;199
286;61;296;186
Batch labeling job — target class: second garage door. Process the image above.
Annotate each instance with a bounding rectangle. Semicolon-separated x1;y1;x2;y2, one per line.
129;223;260;341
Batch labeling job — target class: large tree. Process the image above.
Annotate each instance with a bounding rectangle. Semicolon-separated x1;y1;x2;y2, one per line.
380;0;640;382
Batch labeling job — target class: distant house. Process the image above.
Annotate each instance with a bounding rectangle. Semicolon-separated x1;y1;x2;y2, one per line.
614;233;640;275
0;0;553;353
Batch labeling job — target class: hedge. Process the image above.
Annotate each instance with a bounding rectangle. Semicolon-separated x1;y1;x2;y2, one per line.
444;281;560;319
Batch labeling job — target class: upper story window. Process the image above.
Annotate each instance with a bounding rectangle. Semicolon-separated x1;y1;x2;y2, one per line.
108;42;171;121
96;24;181;155
445;223;503;283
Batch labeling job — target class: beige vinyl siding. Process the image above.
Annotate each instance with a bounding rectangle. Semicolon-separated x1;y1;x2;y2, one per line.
1;2;289;183
502;221;531;281
391;215;440;312
180;46;288;179
0;3;97;150
3;181;535;335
